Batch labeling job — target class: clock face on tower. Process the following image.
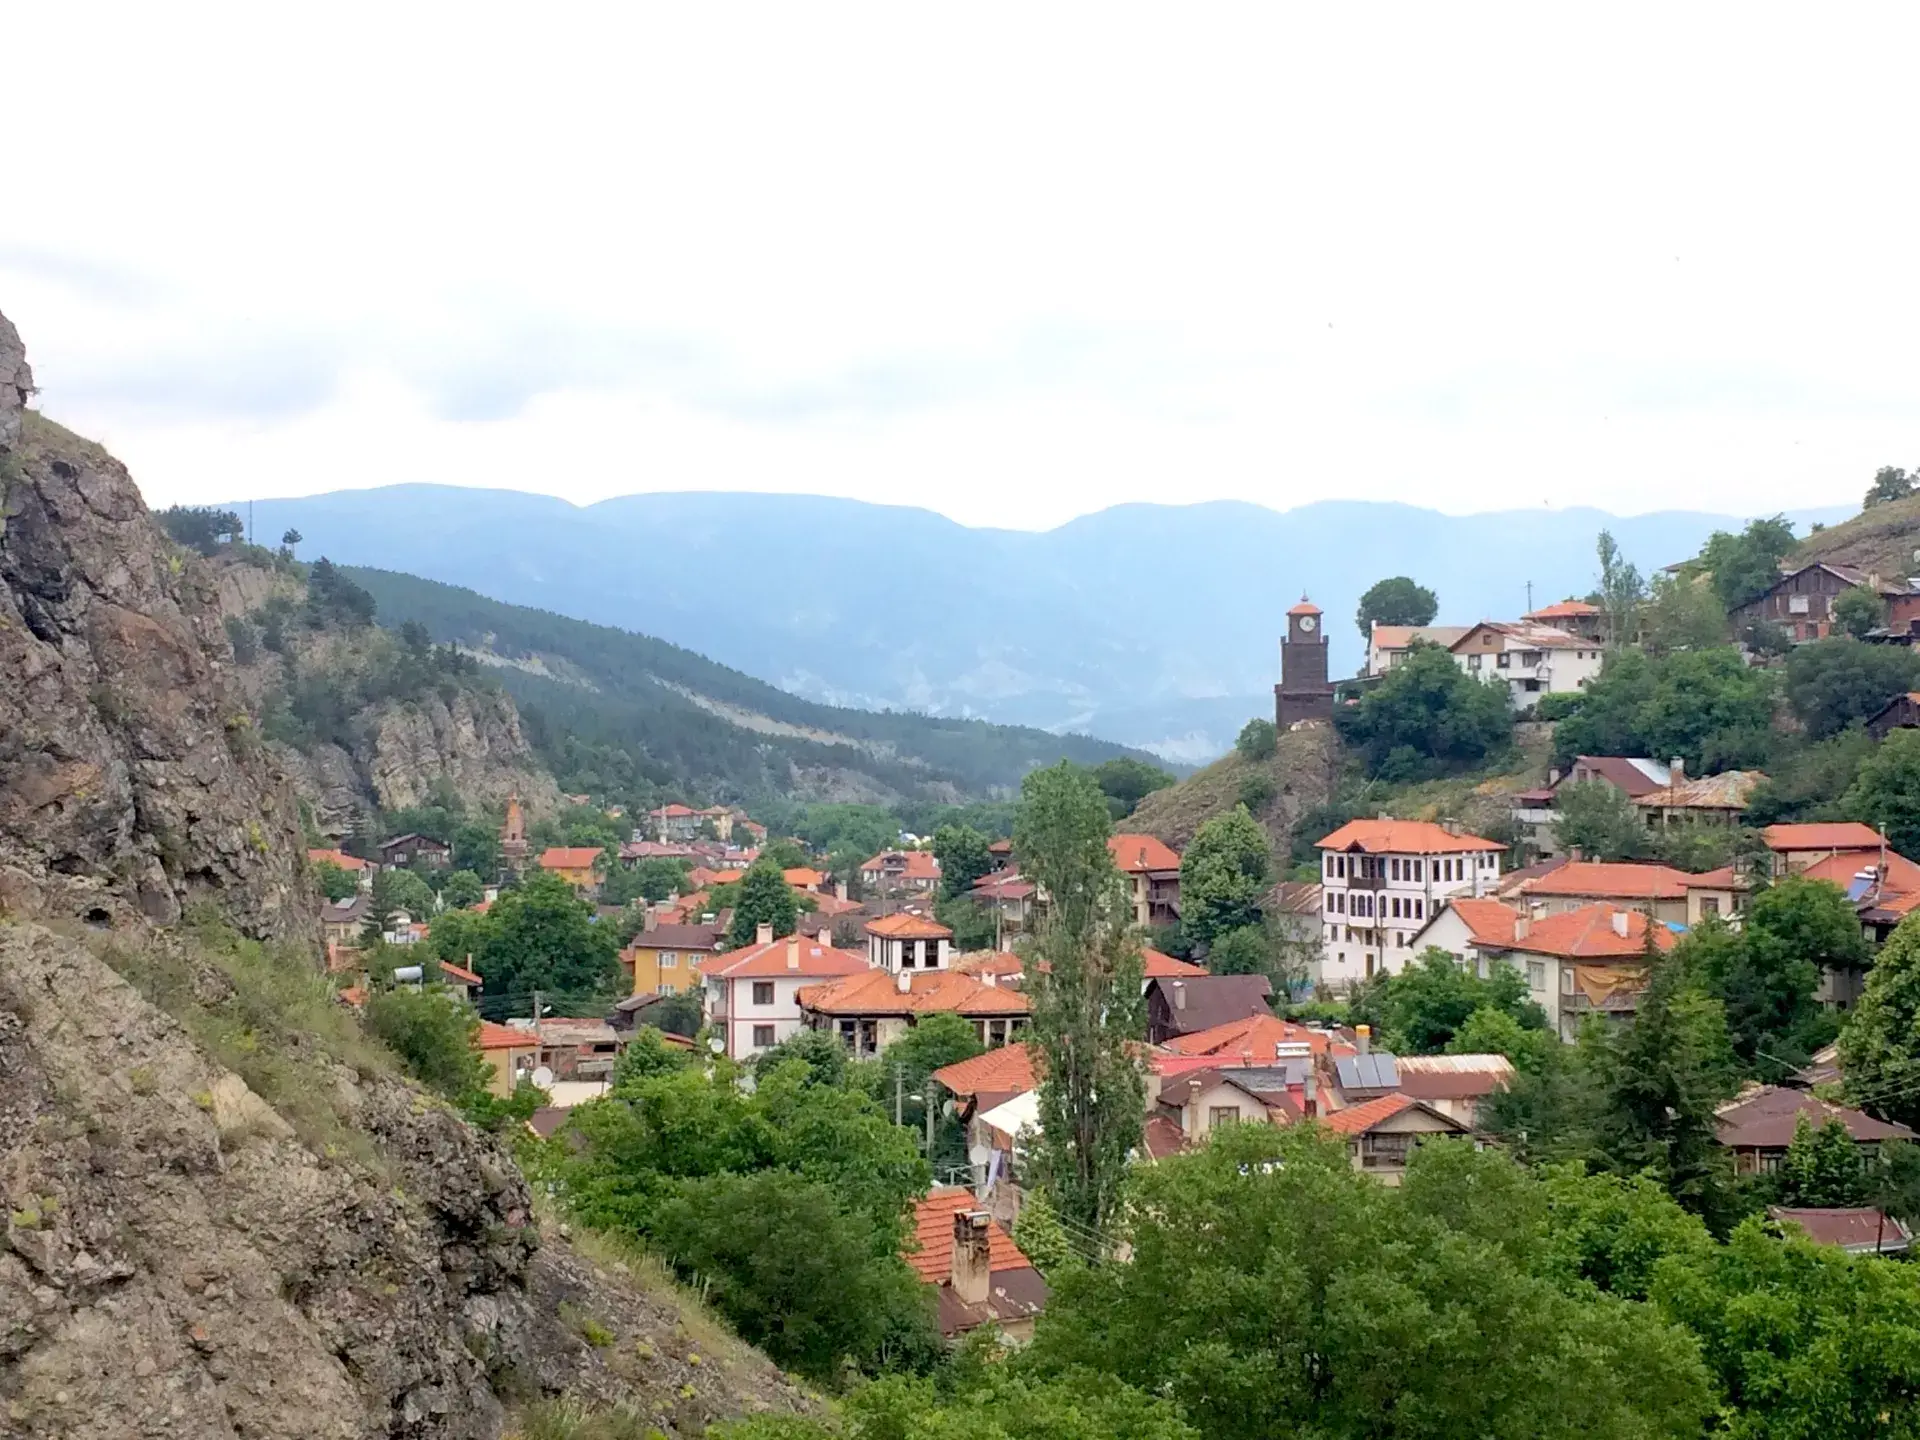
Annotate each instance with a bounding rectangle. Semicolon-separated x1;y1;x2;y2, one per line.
1299;615;1316;632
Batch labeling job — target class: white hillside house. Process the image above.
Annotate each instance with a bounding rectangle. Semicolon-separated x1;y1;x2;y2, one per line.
1316;819;1503;992
1448;622;1605;712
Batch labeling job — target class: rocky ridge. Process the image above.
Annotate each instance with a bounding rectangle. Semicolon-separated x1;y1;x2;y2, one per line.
0;310;312;942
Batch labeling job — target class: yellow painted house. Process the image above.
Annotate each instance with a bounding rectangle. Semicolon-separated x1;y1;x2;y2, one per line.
623;922;726;996
538;845;605;895
475;1021;539;1095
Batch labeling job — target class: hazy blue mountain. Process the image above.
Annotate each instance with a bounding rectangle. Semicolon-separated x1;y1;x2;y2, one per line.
232;487;1853;759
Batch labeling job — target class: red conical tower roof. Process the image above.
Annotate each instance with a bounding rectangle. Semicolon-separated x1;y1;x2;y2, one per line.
1286;596;1321;617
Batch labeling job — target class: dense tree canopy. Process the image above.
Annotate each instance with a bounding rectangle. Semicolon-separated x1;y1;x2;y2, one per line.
1865;464;1917;509
1551;780;1651;861
1354;575;1438;637
1333;643;1512;780
471;868;622;1006
1696;516;1798;612
933;824;993;901
1841;911;1920;1129
1179;805;1271;953
1234;718;1277;761
1092;757;1175;818
727;858;802;947
1842;728;1920;858
1785;637;1920;738
1550;647;1775;773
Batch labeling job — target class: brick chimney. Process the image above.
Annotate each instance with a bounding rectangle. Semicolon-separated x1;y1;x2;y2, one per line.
1611;910;1630;938
951;1211;992;1306
1172;981;1187;1011
786;937;801;970
1670;757;1685;785
757;922;774;946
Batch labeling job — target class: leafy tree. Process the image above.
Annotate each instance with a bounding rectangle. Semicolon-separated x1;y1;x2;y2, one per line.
612;1026;691;1085
1234;717;1277;761
1377;949;1546;1054
1354;575;1438;637
1642;571;1727;653
713;1370;1197;1440
1551;780;1651;861
439;868;486;909
726;858;801;947
752;1027;849;1088
280;527;303;555
1015;763;1144;1245
1651;1216;1920;1435
760;836;811;871
363;986;488;1097
1833;584;1888;639
650;1170;940;1379
1334;643;1513;779
305;557;377;628
1842;728;1920;857
476;868;621;1003
1585;952;1740;1222
1785;637;1920;738
1092;757;1175;819
1865;464;1916;509
1698;515;1797;613
1031;1125;1713;1440
312;859;360;902
933;824;993;901
1842;912;1920;1128
1447;1004;1557;1075
1648;817;1766;875
1595;529;1647;646
885;1011;985;1167
369;868;435;932
1536;1163;1714;1301
1236;771;1277;814
156;505;244;556
450;820;501;878
1746;729;1878;827
1179;805;1271;953
1202;923;1272;978
624;855;691;904
1551;647;1776;774
1776;1114;1869;1207
934;892;998;952
1010;1187;1085;1278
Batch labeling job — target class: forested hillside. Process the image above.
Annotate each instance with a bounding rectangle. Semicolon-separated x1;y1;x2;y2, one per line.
344;565;1166;808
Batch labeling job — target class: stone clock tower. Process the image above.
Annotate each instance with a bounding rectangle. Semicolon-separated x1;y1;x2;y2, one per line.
1274;597;1335;728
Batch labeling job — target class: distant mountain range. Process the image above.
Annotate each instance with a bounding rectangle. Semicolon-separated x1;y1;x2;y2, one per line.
227;487;1854;760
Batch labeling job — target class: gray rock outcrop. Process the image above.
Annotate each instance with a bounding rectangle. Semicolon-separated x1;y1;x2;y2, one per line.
0;309;314;941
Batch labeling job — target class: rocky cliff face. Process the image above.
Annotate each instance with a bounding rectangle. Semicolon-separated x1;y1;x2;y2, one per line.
361;689;559;818
0;922;813;1439
0;310;314;941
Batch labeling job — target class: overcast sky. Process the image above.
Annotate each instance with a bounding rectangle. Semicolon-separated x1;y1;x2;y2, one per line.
4;5;1915;530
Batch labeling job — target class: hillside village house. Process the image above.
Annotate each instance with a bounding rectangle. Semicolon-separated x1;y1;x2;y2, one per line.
1413;898;1676;1041
908;1190;1049;1343
1868;691;1920;741
860;849;941;894
537;846;604;895
1715;1086;1916;1175
378;833;450;869
1731;560;1920;643
1761;822;1895;878
1108;833;1182;928
1316;819;1503;990
1521;599;1604;642
475;1021;538;1095
969;870;1036;941
321;895;369;947
1321;1094;1471;1185
647;804;706;842
703;927;867;1059
623;921;724;996
1512;860;1746;926
792;914;1030;1054
1364;624;1471;677
1448;621;1604;711
1146;974;1274;1044
1632;765;1765;828
307;848;372;890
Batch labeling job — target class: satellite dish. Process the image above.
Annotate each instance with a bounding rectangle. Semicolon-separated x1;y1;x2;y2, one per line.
942;1099;959;1119
531;1066;555;1089
707;1035;726;1054
968;1143;993;1167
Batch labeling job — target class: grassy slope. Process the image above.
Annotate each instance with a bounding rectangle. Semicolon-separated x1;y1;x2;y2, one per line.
1125;723;1552;856
1796;494;1920;576
346;564;1168;802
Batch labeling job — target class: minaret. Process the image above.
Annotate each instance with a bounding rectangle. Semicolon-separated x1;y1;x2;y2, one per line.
1274;596;1335;728
500;792;529;875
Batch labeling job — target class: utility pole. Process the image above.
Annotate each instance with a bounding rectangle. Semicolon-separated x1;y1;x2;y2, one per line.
1525;579;1533;614
894;1065;904;1126
925;1094;936;1156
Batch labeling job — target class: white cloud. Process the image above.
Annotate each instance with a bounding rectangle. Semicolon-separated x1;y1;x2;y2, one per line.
5;2;1918;528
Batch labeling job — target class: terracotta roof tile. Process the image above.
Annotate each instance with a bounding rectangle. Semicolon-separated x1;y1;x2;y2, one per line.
865;913;953;939
476;1021;535;1051
1108;834;1181;873
1319;1092;1422;1134
1763;823;1890;852
1317;819;1503;854
1445;898;1523;946
538;847;605;871
861;850;941;880
1519;861;1693;901
308;848;369;871
439;959;482;985
706;937;869;979
1484;903;1676;959
1716;1085;1916;1149
1163;1013;1342;1058
797;969;1031;1018
1523;600;1601;620
906;1187;1031;1283
932;1043;1039;1098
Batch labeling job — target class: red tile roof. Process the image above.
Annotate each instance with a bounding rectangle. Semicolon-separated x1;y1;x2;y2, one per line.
476;1021;535;1051
1519;861;1693;901
953;951;1027;981
1446;898;1524;946
627;923;725;951
783;868;829;889
538;846;605;871
1163;1013;1345;1059
797;969;1031;1018
866;912;953;939
308;848;369;871
1317;819;1503;854
1488;903;1676;959
1763;823;1890;852
932;1043;1039;1099
1142;1114;1192;1159
1109;833;1181;873
906;1187;1031;1282
439;959;482;986
1287;598;1322;616
1523;600;1601;620
706;936;869;980
1797;848;1920;895
861;850;941;880
1142;948;1207;978
1320;1092;1422;1134
1768;1207;1912;1252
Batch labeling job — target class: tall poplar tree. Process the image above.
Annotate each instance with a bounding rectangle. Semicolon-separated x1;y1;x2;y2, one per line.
1014;763;1145;1247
